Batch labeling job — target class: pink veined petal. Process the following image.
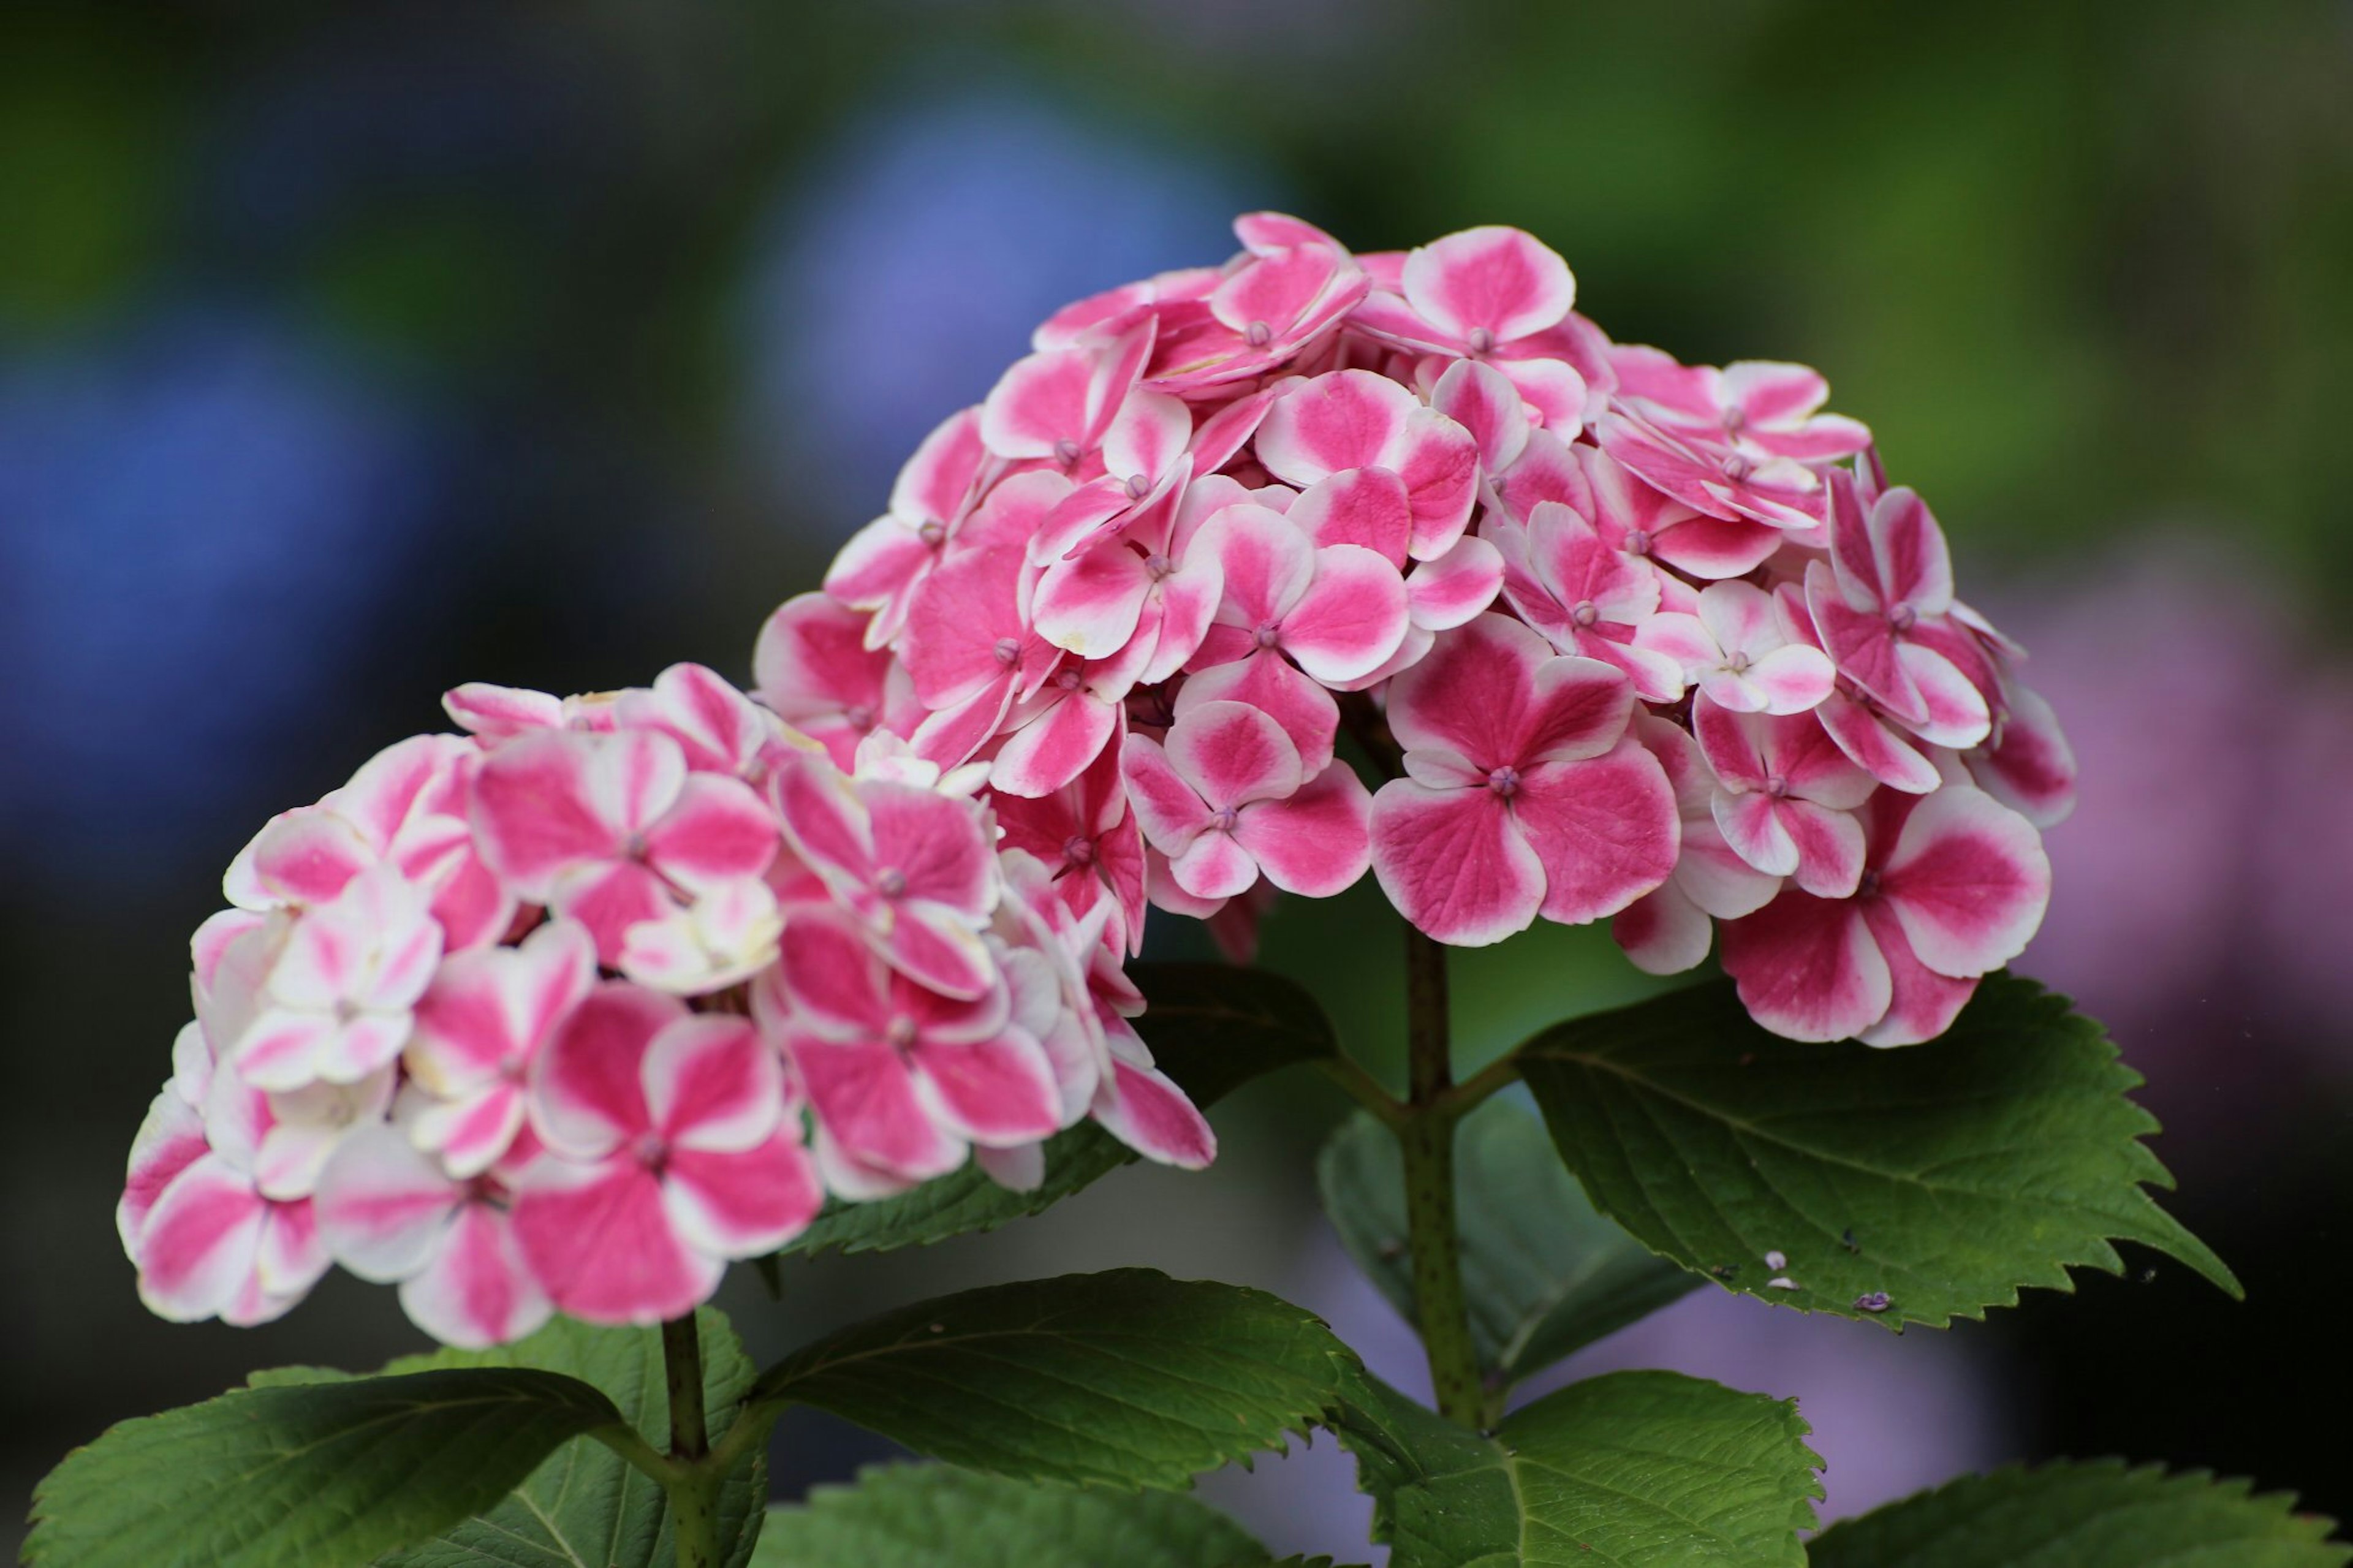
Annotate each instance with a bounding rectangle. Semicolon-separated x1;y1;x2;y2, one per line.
910;1030;1064;1146
1384;613;1552;768
313;1124;458;1281
642;774;779;892
1369;781;1545;947
1807;562;1925;724
1091;1052;1216;1169
134;1154;268;1322
529;983;678;1157
1389;407;1482;562
1102;389;1192;491
1694;578;1778;653
890;404;987;527
409;1086;526;1181
1166;699;1306;809
1814;691;1942;794
1197;502;1316;627
1188;389;1273;474
1171;651;1341;776
1139;552;1224;686
1169;827;1263;901
907;680;1015;773
444;682;566;740
1493;426;1593;523
1119;733;1216;855
975;1143;1045;1193
1340;623;1437;692
1645;513;1784;579
425;853;516;954
1720;892;1893;1043
399;1202;551;1349
550;860;675;969
1713;788;1800;878
1512;744;1680;927
822;515;931;630
1254;369;1415;484
899;541;1031;708
510;1156;721;1326
1719;360;1828;426
1879;786;2051;977
879;902;999;1002
1613;882;1715;977
473;730;663;899
1279;545;1411;684
757;592;889;720
1491;354;1590;437
775;911;893;1039
864;781;992;913
1864;487;1956;615
1233;759;1373;898
241;1200;328;1319
1288;468;1414;566
642;1015;782;1153
1406;534;1505;632
1893;642;1993;748
227;807;373;911
1633;612;1721;686
1401;225;1575;344
1968;676;2077;828
119;1085;213;1257
1432;358;1533;473
1855;902;1980;1048
661;1136;822;1258
1779;798;1869;898
1745;643;1838;714
980;344;1097;459
790;1031;965;1181
989;688;1120;798
1031;540;1153;660
769;754;876;888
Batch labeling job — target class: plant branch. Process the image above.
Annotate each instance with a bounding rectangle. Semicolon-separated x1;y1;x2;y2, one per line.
662;1315;709;1462
1318;1055;1406;1127
1400;922;1484;1428
659;1314;723;1568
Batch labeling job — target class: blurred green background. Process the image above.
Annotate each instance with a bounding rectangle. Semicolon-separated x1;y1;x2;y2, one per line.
7;1;2352;1557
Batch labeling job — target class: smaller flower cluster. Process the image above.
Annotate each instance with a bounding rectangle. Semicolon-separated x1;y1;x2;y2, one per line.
775;213;2074;1047
119;668;1209;1344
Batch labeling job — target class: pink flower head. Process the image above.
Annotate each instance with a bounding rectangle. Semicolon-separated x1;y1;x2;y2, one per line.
1694;700;1877;896
980;312;1154;471
824;405;991;649
765;909;1061;1189
1254;370;1482;561
1191;501;1412;688
1120;699;1373;902
1805;473;1993;746
1028;462;1227;683
1488;499;1684;702
315;1125;551;1349
1594;407;1832;532
1721;785;2050;1045
1610;716;1782;975
754;591;919;770
615;662;800;785
470;725;780;966
1371;613;1678;945
226;733;513;952
1496;434;1783;581
511;985;820;1325
1638;579;1836;715
769;750;998;998
401;916;598;1176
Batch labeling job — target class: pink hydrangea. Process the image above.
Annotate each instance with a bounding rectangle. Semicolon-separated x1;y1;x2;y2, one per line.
121;211;2074;1347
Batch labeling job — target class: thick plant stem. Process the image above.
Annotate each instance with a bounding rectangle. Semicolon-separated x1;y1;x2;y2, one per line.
1400;923;1483;1428
660;1313;723;1568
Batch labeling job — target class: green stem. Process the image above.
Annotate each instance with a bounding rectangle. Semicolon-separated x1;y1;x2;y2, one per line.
659;1314;722;1568
1400;922;1483;1428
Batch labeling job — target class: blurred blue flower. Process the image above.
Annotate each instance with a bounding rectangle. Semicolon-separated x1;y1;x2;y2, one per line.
0;309;440;893
742;85;1267;533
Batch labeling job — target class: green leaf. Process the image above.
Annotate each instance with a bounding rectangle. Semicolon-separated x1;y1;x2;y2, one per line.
1339;1371;1820;1567
237;1310;767;1568
1809;1461;2349;1567
782;963;1334;1257
1318;1098;1699;1385
752;1463;1265;1566
25;1366;624;1568
755;1268;1360;1490
1514;972;2238;1328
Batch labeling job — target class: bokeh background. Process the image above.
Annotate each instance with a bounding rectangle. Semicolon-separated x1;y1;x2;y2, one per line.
7;1;2352;1557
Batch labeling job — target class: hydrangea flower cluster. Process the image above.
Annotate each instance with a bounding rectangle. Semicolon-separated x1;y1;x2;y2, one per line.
120;212;2074;1348
119;667;1210;1344
800;214;2071;1037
